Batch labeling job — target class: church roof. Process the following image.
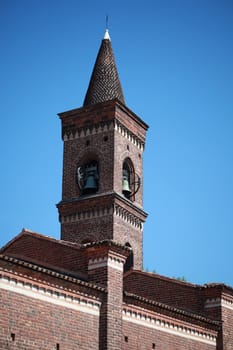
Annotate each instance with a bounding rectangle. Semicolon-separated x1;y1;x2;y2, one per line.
83;29;125;106
124;269;233;318
0;229;87;279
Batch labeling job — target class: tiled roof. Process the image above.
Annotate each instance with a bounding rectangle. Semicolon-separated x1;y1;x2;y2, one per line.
123;270;233;317
82;238;132;251
0;254;105;293
83;30;125;106
0;229;87;278
124;291;221;328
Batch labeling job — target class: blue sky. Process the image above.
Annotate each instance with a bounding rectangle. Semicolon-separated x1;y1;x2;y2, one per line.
1;0;233;286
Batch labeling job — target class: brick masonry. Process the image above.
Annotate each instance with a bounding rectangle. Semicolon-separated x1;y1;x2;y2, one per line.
0;285;99;350
57;99;148;270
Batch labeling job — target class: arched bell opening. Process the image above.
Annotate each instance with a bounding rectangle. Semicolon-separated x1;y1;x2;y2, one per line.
122;158;141;202
122;159;134;200
124;242;134;272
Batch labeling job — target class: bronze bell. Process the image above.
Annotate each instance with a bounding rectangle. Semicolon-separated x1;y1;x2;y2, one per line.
122;169;131;197
82;165;98;194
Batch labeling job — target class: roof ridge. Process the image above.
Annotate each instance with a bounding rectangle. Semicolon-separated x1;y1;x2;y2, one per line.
126;269;202;289
0;228;82;254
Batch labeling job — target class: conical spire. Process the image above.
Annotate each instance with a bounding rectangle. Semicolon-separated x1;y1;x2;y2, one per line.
83;30;125;106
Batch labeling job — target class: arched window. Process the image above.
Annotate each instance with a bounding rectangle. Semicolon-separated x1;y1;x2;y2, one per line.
122;158;134;200
122;158;141;201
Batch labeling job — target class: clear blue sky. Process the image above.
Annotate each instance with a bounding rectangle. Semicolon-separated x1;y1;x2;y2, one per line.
1;0;233;286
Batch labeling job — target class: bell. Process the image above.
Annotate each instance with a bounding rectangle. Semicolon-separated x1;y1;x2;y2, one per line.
82;173;98;194
122;175;131;197
82;163;98;194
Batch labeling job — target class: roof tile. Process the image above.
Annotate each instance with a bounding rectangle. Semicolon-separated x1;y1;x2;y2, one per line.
83;33;125;106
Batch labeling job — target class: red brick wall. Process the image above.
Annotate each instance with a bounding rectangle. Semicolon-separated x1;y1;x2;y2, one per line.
61;129;115;200
124;271;206;314
113;116;144;207
122;320;216;350
114;214;143;270
87;245;127;350
99;266;124;350
219;305;233;350
58;100;147;270
60;101;146;206
0;289;99;350
61;211;114;243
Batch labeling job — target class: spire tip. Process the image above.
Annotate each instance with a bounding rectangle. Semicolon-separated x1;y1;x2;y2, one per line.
104;14;111;40
104;29;111;40
106;14;109;30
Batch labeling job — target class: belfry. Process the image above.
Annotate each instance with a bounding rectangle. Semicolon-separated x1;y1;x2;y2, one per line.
57;29;148;270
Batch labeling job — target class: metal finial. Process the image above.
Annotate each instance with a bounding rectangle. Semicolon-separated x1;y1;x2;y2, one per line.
106;14;109;30
103;15;111;40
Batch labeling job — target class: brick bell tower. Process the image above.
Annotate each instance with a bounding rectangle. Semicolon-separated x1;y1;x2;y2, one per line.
57;29;148;270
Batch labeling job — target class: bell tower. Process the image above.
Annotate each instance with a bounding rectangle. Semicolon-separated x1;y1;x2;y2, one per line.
57;30;148;269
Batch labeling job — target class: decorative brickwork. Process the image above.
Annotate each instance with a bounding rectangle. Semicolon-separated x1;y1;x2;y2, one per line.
205;296;233;311
0;273;100;315
62;117;145;150
83;33;125;106
204;294;233;349
122;306;217;346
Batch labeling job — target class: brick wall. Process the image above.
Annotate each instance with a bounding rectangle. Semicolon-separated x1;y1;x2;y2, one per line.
124;271;206;315
61;128;115;200
58;100;148;270
0;288;99;350
122;320;216;350
221;306;233;350
113;112;144;207
87;243;128;350
203;287;233;350
114;214;143;269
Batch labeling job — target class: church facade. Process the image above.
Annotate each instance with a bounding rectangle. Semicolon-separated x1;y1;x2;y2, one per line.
0;29;233;350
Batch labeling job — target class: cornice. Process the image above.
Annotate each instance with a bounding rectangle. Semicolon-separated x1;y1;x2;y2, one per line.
205;295;233;311
0;254;105;293
58;192;147;229
62;119;145;150
88;255;125;272
122;304;217;346
114;202;143;229
58;99;148;130
0;270;101;316
62;119;114;141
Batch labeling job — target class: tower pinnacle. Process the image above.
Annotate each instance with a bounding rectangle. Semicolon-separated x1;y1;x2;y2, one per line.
103;28;111;40
83;30;125;106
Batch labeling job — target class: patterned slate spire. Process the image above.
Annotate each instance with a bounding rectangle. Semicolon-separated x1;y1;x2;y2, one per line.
83;30;125;106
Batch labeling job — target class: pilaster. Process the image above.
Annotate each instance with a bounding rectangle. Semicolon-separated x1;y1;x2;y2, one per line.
86;241;130;350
